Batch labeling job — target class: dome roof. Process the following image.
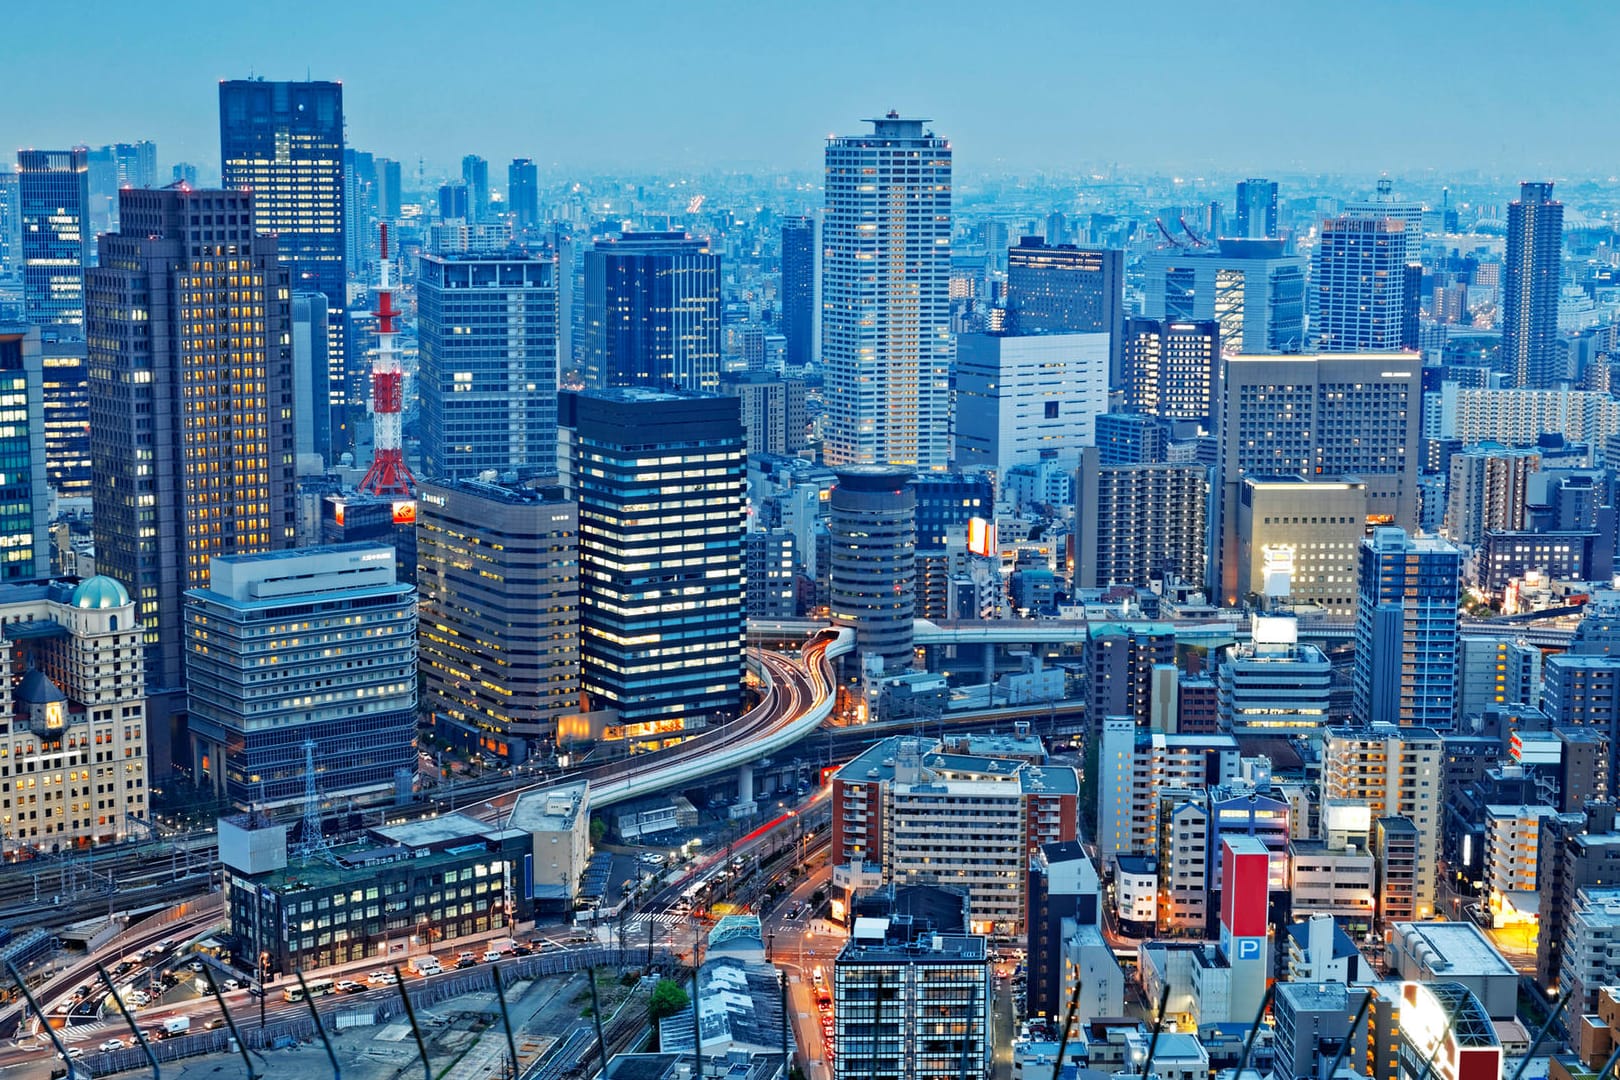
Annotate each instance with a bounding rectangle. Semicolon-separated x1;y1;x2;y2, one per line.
16;666;66;706
71;576;131;610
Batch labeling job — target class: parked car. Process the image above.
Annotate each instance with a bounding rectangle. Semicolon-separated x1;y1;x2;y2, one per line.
98;1039;125;1052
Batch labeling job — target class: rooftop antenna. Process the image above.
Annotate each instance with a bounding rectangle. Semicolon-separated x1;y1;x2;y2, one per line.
293;741;335;864
356;222;416;497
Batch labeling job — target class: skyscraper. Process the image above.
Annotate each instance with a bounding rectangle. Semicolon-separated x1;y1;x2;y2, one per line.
822;113;952;470
1004;237;1125;383
437;182;469;221
40;333;90;501
0;173;19;282
1073;448;1207;592
88;187;296;691
418;251;559;480
508;157;539;233
954;332;1109;474
219;79;347;378
1352;527;1461;728
17;148;90;329
1311;215;1408;352
1120;317;1220;427
1502;181;1565;388
559;389;745;742
461;154;489;221
780;215;816;369
582;232;721;392
829;467;916;675
1233;178;1278;239
1143;240;1307;354
0;325;47;579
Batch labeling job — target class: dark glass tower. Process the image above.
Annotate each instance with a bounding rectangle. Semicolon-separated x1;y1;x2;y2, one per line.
460;154;489;221
582;232;721;393
780;215;815;368
559;389;745;742
219;79;347;387
17;149;90;329
508;158;539;233
1502;181;1564;388
1005;237;1124;383
1234;178;1278;239
0;325;47;579
88;188;296;691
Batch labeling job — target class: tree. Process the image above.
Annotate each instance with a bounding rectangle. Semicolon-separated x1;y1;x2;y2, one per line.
589;816;607;845
648;978;690;1023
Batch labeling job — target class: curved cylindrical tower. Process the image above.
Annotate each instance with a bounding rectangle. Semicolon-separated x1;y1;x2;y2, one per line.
829;467;916;674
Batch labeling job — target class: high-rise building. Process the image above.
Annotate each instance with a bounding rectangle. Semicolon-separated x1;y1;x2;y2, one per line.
1073;448;1207;592
219;79;347;381
1322;723;1443;919
1143;240;1307;354
461;154;489;221
1353;527;1461;728
436;182;469;221
291;293;332;463
1120;318;1220;427
508;158;539;233
1502;182;1564;389
1093;411;1169;466
374;157;402;219
559;390;745;742
185;545;416;808
0;173;20;281
1086;622;1178;731
416;478;579;762
1233;178;1278;239
39;333;90;501
1233;476;1368;616
822;114;951;471
1215;354;1421;606
829;467;916;675
88;187;297;692
1456;635;1541;722
780;215;816;369
418;251;558;480
582;232;721;393
343;148;378;277
745;530;797;620
0;326;48;579
1444;443;1541;547
1311;216;1409;352
1215;616;1332;734
719;371;808;458
17;148;90;329
0;576;147;856
1004;237;1124;383
954;332;1109;475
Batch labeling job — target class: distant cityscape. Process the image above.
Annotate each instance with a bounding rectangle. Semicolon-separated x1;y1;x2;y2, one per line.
4;58;1620;1080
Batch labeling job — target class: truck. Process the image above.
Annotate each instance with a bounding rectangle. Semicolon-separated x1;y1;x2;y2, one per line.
157;1016;191;1037
409;956;442;976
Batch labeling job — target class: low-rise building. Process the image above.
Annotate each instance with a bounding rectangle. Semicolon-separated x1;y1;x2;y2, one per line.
507;780;590;915
1385;921;1519;1020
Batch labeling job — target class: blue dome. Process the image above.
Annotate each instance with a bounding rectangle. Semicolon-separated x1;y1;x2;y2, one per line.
71;576;131;610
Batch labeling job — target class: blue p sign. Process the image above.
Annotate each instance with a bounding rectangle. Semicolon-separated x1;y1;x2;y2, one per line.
1235;938;1263;961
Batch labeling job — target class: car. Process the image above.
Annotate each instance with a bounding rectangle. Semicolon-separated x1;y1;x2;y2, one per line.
510;945;533;956
59;1047;84;1060
187;961;203;972
457;952;477;963
205;1018;228;1031
99;1039;125;1052
455;957;477;970
482;950;502;963
74;985;92;999
367;971;399;986
336;980;366;994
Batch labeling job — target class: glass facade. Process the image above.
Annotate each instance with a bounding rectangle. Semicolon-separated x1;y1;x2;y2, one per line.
0;327;45;580
582;231;721;393
17;148;90;329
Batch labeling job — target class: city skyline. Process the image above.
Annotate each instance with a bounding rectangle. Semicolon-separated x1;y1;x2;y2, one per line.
6;0;1617;176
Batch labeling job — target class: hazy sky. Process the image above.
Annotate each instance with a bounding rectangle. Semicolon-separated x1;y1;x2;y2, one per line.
8;1;1617;180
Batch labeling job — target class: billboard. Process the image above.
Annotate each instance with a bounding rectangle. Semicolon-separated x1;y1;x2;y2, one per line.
967;517;996;558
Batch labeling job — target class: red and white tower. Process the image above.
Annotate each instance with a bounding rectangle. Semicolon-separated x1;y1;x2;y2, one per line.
357;223;415;498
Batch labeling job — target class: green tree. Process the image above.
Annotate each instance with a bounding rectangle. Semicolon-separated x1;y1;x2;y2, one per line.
590;816;607;845
648;978;690;1023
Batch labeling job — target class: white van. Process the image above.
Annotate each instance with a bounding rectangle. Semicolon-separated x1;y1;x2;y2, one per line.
409;956;442;976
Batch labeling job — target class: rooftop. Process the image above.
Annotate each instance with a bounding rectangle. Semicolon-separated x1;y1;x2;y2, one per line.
1390;921;1516;977
508;780;588;833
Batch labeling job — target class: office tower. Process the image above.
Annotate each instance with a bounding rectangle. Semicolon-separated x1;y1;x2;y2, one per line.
745;530;797;620
829;467;916;675
1401;263;1423;350
1086;622;1177;730
719;370;808;458
830;735;1078;931
832;907;989;1080
1215;616;1332;733
1503;182;1565;388
461;154;489;221
954;332;1109;474
1311;215;1408;352
1143;240;1307;354
1544;655;1620;796
1215;354;1421;606
581;231;721;393
1456;636;1541;721
437;182;469;221
1323;723;1442;919
822;114;951;470
1120;318;1219;426
1004;237;1124;383
374;157;402;218
0;576;147;856
88;187;296;691
219;79;347;378
17;148;90;329
0;326;48;579
40;333;90;501
1233;178;1278;239
291;293;331;463
185;545;415;808
418;251;558;480
170;162;198;186
1353;528;1461;728
0;173;18;280
1444;443;1540;546
1073;448;1206;591
508;157;538;233
912;473;992;551
1234;476;1367;615
1093;411;1169;465
343;147;378;275
416;478;579;761
559;390;745;741
780;215;815;369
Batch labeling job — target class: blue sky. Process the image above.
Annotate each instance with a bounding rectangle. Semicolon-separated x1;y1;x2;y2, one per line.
7;1;1616;178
